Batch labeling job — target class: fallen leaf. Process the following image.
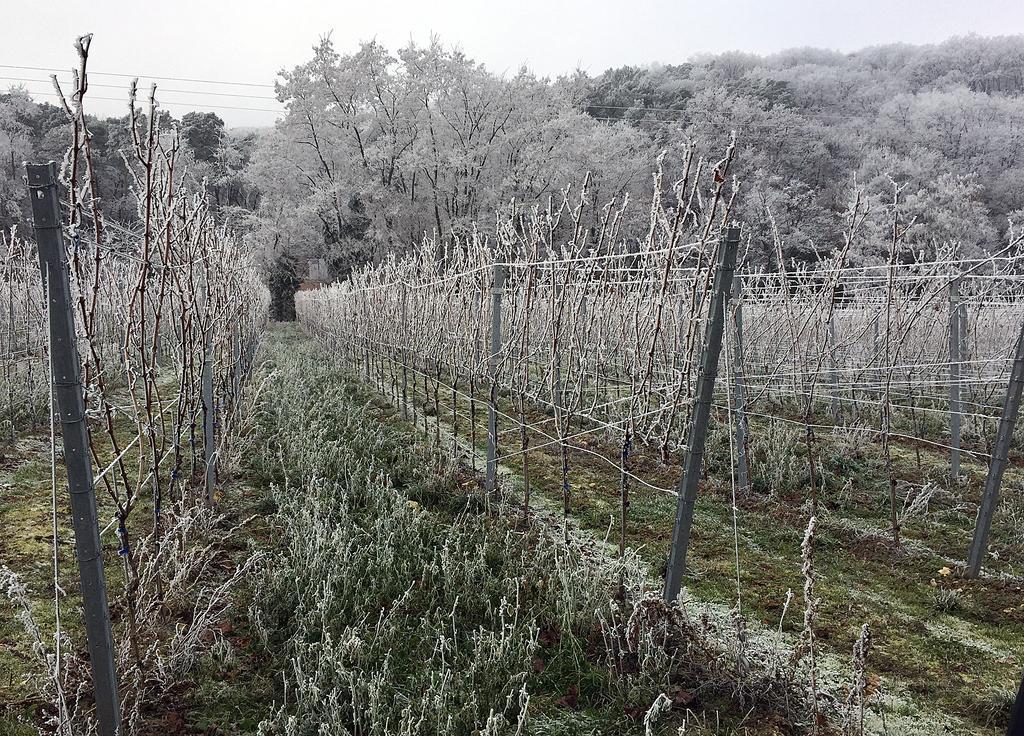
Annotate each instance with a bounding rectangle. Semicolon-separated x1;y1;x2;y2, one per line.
555;685;579;710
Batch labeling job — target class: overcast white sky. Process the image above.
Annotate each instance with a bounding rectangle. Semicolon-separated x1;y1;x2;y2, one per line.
2;0;1023;127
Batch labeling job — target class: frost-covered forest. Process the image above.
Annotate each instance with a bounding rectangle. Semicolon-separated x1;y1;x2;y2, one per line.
3;28;1024;736
4;35;1024;287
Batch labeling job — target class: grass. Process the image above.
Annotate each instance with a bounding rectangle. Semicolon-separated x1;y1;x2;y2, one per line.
0;436;73;731
0;367;275;734
246;325;831;735
336;336;1024;735
3;323;1021;735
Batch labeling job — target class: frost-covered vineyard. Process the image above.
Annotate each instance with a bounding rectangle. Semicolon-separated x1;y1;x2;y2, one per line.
3;20;1024;736
1;38;269;736
299;166;1024;730
299;166;1024;563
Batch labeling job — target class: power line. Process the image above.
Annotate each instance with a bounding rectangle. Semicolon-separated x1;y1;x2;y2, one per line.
0;64;691;118
15;89;282;114
586;104;687;116
590;115;685;124
1;69;687;122
3;86;670;122
0;75;278;101
0;63;275;89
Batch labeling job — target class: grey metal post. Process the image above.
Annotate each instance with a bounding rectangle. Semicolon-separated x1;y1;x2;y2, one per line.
486;263;506;500
26;162;120;736
469;287;484;470
966;320;1024;577
960;299;969;361
202;322;215;504
872;313;881;405
949;277;962;480
401;285;409;421
1007;669;1024;736
579;292;589;400
551;277;564;411
551;278;568;519
828;314;841;420
730;273;750;493
664;226;741;603
6;268;15;443
231;321;241;414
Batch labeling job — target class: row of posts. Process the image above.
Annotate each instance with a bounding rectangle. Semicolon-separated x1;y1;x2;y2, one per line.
27;162;237;736
417;229;743;600
34;151;1024;732
943;275;1024;579
470;226;1023;594
340;225;1024;731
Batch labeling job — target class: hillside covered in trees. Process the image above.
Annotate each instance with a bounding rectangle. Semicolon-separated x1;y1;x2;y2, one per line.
4;25;1024;736
2;34;1023;290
